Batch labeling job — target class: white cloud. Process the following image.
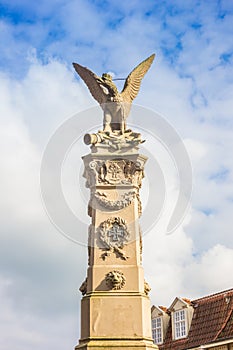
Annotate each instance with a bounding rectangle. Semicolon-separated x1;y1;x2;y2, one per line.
0;277;78;350
183;244;233;298
0;59;89;350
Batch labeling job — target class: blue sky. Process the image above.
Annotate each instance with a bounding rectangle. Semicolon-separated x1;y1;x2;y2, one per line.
1;1;232;77
0;1;233;350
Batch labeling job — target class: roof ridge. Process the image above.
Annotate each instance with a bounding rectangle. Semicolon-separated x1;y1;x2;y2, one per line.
192;288;233;302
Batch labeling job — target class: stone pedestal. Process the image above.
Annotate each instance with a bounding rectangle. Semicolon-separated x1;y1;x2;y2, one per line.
76;139;158;350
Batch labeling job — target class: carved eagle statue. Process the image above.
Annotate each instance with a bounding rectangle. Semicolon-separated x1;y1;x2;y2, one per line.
73;54;155;133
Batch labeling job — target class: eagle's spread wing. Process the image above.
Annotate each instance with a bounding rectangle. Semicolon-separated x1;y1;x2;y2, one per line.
121;54;155;103
73;62;107;105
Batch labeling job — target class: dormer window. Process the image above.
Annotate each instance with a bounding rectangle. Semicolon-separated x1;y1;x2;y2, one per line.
168;297;194;341
152;317;162;344
151;305;170;345
174;309;186;339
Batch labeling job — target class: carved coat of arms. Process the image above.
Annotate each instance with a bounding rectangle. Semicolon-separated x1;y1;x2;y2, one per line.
105;160;125;184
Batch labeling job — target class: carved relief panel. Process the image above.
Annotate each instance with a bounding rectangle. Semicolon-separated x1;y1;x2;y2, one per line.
83;158;144;188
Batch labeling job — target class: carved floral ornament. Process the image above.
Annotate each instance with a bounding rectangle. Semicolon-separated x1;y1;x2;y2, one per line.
84;159;144;188
97;217;130;260
105;270;126;290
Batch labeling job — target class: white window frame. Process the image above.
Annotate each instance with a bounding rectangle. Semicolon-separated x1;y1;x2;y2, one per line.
152;316;163;344
174;309;187;339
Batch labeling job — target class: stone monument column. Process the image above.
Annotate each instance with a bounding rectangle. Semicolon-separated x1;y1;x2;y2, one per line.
73;54;157;350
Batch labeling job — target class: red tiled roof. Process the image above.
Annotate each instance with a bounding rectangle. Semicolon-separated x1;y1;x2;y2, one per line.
159;288;233;350
182;298;191;305
159;306;168;313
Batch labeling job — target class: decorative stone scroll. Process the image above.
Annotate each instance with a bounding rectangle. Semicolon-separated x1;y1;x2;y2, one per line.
97;217;130;260
83;159;144;188
105;270;126;290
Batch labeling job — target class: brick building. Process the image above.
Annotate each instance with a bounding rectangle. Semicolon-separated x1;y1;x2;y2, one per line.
151;288;233;349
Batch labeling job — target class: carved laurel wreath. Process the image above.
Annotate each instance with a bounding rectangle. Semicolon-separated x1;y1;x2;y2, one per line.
98;217;130;250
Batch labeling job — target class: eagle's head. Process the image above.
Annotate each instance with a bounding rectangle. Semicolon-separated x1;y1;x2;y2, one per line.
102;73;113;82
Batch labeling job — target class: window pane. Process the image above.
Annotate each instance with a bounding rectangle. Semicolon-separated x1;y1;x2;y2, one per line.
181;321;186;336
176;323;180;338
152;317;163;344
174;310;186;339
